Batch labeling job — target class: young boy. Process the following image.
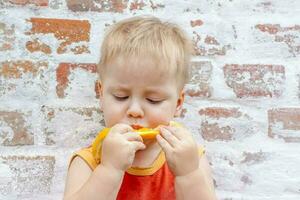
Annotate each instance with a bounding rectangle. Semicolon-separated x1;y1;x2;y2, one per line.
64;16;216;200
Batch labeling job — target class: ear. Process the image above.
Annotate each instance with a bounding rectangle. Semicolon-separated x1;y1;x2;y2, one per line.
96;80;103;111
174;90;185;117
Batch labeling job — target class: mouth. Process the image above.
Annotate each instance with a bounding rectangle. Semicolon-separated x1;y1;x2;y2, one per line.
131;124;144;130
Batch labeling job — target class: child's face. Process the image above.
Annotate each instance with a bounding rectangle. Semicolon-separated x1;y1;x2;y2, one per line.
98;57;184;129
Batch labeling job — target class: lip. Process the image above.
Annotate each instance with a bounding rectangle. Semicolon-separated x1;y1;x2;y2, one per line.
131;124;144;130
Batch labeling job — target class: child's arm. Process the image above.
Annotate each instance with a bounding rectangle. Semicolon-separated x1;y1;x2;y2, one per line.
157;126;217;200
64;124;146;200
64;157;124;200
174;155;216;200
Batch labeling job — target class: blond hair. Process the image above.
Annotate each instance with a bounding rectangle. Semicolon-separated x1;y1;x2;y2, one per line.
98;16;193;89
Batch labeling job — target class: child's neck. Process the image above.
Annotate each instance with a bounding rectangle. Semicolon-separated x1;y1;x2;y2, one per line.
132;140;162;168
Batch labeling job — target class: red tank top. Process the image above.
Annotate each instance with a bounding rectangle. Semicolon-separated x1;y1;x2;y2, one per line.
70;146;204;200
69;127;205;200
118;162;175;199
70;146;177;199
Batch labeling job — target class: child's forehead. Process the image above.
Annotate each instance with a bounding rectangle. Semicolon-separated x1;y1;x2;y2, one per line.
107;55;175;79
101;57;180;91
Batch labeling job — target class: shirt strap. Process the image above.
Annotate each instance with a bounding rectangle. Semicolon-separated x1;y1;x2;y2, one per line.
68;147;97;170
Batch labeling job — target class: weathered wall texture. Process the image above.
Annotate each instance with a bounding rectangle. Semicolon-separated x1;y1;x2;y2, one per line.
0;0;300;199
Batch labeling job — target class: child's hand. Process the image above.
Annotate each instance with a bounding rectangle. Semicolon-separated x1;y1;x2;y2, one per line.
156;126;199;177
101;123;146;172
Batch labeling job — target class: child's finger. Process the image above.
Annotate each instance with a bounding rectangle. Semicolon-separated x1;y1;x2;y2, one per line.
124;132;143;143
110;123;133;135
165;126;190;140
131;141;146;151
156;134;173;154
159;127;179;147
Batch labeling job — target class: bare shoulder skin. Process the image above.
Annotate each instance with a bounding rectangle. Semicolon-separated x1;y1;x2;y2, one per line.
63;156;125;200
64;156;92;199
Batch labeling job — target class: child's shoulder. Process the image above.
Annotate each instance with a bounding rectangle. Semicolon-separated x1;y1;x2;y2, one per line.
64;155;92;198
69;155;92;172
69;147;97;171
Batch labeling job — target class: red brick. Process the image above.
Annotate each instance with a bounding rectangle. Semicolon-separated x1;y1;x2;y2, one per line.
199;107;253;141
26;18;90;54
255;24;280;34
199;107;242;119
129;0;145;10
71;45;90;54
0;60;47;79
41;106;103;146
255;24;300;56
4;0;48;6
205;36;219;45
0;22;15;51
0;60;48;98
0;156;55;195
129;0;164;11
224;64;285;98
26;39;51;54
190;19;203;27
56;63;97;98
201;121;234;141
66;0;128;12
0;111;33;146
185;61;212;97
192;31;231;56
268;108;300;142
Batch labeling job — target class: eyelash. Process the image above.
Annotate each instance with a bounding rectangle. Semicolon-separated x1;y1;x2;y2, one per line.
146;98;162;104
113;96;162;104
114;96;128;101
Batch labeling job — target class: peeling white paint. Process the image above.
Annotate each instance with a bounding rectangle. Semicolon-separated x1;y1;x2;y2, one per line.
0;0;300;199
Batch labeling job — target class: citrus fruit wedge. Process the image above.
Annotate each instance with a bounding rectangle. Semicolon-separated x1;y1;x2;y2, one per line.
91;121;181;163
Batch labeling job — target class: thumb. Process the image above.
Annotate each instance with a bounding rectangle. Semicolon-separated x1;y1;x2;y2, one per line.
131;141;146;151
110;123;133;135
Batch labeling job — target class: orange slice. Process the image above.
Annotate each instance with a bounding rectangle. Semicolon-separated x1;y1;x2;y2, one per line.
135;128;159;140
91;121;181;163
91;127;158;163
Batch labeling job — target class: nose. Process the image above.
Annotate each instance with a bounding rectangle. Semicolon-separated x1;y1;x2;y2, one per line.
126;99;144;118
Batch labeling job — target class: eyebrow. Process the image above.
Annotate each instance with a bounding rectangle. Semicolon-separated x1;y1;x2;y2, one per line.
108;85;129;92
144;89;165;95
108;86;168;95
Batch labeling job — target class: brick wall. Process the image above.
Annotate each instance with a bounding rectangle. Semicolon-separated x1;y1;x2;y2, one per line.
0;0;300;199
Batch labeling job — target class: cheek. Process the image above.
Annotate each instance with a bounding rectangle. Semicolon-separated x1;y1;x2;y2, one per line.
147;105;177;127
102;100;124;127
149;116;171;127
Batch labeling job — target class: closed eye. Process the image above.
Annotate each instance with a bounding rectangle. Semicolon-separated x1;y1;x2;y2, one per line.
146;98;162;104
114;95;128;101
